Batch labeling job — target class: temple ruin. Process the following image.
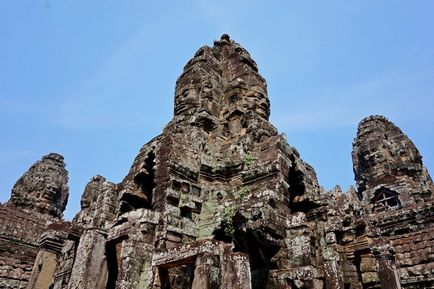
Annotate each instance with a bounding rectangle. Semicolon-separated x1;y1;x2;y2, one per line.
1;35;433;289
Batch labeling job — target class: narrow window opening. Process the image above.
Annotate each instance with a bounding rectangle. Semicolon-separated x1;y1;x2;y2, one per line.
190;185;201;197
355;224;366;237
119;194;148;214
134;152;156;208
159;262;195;289
193;115;216;133
53;187;62;211
172;180;182;191
180;207;192;220
371;188;402;212
120;151;156;214
193;202;202;213
353;254;363;287
268;198;276;208
167;196;180;207
289;200;320;214
287;155;306;212
335;231;343;245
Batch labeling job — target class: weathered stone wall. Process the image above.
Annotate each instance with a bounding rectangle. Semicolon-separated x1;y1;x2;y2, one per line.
0;207;46;289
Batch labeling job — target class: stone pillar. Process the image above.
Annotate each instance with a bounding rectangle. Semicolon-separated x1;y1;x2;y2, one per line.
323;250;344;289
115;239;155;289
28;233;65;289
67;229;107;289
135;246;155;289
286;213;314;268
373;245;401;289
51;239;79;289
322;233;344;289
222;252;251;289
191;252;221;289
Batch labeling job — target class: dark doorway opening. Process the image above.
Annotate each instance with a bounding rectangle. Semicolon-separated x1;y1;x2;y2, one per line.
159;262;195;289
106;239;125;289
233;229;280;289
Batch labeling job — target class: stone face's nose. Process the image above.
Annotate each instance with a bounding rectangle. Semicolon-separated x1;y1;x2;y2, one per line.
173;35;270;126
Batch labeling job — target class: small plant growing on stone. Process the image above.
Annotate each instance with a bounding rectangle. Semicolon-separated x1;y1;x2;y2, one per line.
222;207;235;238
236;186;248;199
244;154;256;169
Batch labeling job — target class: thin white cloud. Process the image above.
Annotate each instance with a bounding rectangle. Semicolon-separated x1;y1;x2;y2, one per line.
51;24;151;130
272;68;434;131
54;92;154;130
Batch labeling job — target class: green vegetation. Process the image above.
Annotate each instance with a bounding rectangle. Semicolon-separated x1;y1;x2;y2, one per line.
236;186;248;199
243;153;256;169
222;206;235;238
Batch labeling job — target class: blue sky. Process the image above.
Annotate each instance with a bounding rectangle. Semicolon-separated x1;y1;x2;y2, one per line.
1;1;433;220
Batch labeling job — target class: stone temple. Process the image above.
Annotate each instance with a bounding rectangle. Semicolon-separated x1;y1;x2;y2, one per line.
1;35;433;289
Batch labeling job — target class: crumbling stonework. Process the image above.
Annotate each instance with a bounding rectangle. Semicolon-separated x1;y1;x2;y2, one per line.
328;116;434;289
352;115;433;207
1;35;433;289
0;153;69;289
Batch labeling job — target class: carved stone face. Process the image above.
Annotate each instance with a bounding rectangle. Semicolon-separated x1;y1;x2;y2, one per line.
174;87;199;116
224;89;269;120
352;115;430;201
41;186;61;206
244;90;270;120
8;153;68;218
173;35;271;127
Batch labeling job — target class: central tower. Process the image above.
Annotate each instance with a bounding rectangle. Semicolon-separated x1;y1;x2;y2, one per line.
50;34;324;289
